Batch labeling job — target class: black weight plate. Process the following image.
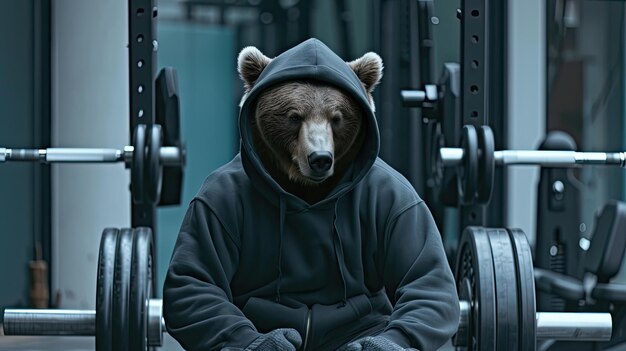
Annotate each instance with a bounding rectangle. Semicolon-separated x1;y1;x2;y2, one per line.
458;125;478;205
132;125;146;204
112;228;133;351
146;125;163;204
156;67;184;206
507;228;536;351
155;67;180;147
456;227;496;351
487;228;519;350
129;227;154;351
477;126;495;204
96;228;119;351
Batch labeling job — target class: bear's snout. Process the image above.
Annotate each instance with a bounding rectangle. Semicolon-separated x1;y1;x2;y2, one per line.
308;151;333;174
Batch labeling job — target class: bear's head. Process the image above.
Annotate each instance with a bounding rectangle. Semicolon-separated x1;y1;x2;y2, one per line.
237;45;383;203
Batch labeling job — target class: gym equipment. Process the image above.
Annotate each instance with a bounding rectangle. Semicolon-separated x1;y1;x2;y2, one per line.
534;132;585;312
453;227;612;350
434;124;626;205
155;67;184;206
0;123;184;205
3;227;613;350
4;227;162;350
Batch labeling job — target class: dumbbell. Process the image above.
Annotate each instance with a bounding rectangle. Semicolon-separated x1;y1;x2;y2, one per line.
453;226;612;350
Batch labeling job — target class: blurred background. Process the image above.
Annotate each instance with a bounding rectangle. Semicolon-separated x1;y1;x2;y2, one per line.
1;0;625;349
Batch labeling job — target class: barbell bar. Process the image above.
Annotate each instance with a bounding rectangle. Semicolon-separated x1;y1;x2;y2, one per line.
3;299;163;344
440;147;626;168
3;298;611;345
0;146;183;166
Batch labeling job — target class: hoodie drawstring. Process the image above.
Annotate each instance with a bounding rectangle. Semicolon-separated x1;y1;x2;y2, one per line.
333;200;348;308
276;196;286;303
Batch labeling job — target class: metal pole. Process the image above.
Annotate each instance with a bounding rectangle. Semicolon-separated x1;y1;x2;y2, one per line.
5;300;611;343
0;147;182;165
440;148;626;168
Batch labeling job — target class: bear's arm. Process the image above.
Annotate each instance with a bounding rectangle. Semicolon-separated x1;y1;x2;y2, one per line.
163;199;261;351
377;201;460;351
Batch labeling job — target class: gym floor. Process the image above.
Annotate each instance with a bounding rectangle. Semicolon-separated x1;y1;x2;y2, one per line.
0;328;185;351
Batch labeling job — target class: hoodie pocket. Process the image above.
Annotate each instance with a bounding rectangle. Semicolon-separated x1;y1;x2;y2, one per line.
241;297;309;336
307;294;373;349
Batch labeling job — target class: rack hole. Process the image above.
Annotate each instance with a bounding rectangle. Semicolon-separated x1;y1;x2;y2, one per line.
138;109;144;118
470;85;479;94
472;35;479;43
471;9;479;17
472;60;479;68
137;60;144;68
471;111;478;118
137;35;144;43
152;7;158;17
138;85;144;94
136;8;145;16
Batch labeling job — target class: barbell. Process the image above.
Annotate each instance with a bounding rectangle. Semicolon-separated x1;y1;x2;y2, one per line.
0;123;185;206
433;125;626;205
2;227;613;350
1;67;185;206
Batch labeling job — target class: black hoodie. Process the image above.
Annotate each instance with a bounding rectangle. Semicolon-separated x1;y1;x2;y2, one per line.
163;38;459;351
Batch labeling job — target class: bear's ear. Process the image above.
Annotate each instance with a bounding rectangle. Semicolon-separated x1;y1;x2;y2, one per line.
347;52;383;94
238;46;272;91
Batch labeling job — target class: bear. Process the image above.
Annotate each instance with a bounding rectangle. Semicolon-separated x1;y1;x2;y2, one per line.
163;38;460;351
238;46;381;204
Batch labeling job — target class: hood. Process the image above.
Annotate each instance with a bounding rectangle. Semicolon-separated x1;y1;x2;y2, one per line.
238;38;381;209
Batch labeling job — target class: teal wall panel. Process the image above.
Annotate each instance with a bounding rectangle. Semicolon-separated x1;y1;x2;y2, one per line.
0;0;36;313
157;24;237;294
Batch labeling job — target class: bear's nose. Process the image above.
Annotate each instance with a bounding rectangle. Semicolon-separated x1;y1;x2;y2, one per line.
308;151;333;174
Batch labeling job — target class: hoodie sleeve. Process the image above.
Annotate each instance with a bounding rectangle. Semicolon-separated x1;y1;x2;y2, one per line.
378;201;460;351
163;199;262;351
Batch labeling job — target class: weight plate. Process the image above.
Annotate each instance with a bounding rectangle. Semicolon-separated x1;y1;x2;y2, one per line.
477;126;495;204
96;228;119;351
132;125;146;204
155;67;180;147
487;228;519;350
146;125;163;204
455;227;496;351
428;122;444;191
458;125;478;205
155;67;184;206
112;228;133;351
129;227;154;351
507;228;536;351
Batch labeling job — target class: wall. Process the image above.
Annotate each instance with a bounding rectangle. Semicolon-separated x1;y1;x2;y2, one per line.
507;0;546;245
0;0;36;313
52;0;130;309
156;22;236;294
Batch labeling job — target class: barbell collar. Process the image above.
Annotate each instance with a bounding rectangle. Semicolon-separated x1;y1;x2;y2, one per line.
441;148;626;168
147;298;164;346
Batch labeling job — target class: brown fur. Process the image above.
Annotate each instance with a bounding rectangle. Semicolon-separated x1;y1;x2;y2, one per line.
251;82;365;203
237;46;382;204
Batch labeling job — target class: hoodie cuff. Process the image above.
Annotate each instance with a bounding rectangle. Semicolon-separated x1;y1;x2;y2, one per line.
379;328;412;349
222;325;262;349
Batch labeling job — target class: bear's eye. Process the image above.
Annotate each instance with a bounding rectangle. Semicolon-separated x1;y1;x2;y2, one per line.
331;114;342;125
288;113;302;123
